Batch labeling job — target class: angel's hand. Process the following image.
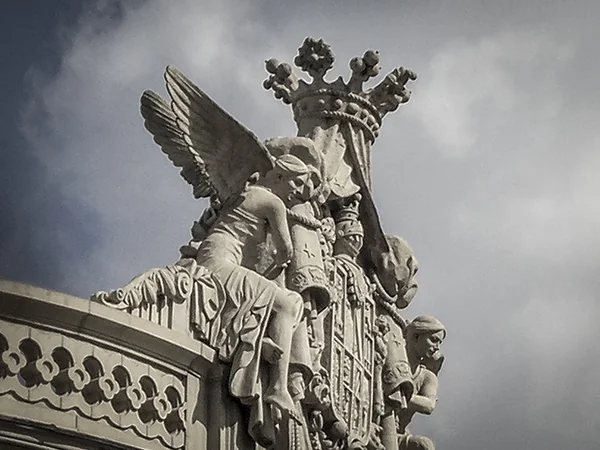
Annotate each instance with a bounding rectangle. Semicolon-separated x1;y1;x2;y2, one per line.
274;250;291;268
281;241;294;264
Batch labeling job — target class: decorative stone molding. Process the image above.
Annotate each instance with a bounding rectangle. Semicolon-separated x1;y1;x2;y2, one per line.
0;319;186;449
91;260;223;344
0;280;217;373
0;280;224;449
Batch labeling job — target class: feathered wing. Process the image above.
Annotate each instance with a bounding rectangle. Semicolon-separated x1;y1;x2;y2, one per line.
140;65;274;204
140;90;216;199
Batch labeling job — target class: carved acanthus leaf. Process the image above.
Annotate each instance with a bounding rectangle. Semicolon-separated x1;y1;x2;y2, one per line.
93;261;207;310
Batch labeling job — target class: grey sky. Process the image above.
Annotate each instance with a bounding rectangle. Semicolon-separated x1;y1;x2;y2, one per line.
1;1;599;448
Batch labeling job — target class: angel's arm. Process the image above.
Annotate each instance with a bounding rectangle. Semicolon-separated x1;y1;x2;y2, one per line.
257;192;293;264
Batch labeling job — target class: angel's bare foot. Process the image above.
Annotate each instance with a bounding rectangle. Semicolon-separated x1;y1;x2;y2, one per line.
265;385;302;423
261;337;283;364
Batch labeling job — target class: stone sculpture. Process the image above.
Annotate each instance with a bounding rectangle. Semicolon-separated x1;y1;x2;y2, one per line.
399;316;446;450
92;37;447;450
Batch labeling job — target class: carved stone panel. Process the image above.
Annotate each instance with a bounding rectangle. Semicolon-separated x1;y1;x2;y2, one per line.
321;261;376;447
0;319;186;449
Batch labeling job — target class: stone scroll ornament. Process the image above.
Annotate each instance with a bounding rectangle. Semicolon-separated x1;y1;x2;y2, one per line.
92;37;447;450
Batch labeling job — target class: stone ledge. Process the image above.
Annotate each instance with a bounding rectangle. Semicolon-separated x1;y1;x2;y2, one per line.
0;410;144;450
0;280;217;376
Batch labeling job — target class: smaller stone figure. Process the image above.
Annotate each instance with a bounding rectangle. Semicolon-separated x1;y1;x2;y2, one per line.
395;315;446;450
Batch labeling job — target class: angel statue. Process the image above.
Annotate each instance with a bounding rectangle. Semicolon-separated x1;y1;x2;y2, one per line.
140;66;324;443
195;153;312;417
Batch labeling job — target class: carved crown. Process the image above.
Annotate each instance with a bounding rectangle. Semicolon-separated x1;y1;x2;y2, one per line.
263;37;417;143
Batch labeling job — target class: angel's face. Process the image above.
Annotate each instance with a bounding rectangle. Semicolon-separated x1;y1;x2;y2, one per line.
275;172;310;203
288;173;312;201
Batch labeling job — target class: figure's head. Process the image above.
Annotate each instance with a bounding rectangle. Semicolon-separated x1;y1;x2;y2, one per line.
371;235;419;309
264;136;323;202
265;153;321;202
406;315;446;361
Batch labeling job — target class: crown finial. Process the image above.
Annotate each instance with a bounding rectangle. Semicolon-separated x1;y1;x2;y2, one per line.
294;37;335;80
263;37;417;143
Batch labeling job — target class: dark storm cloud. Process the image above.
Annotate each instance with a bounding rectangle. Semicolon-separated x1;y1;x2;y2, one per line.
2;1;599;449
0;1;103;291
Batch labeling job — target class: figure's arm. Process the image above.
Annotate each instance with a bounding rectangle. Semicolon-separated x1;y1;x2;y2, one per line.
258;192;293;264
408;372;438;415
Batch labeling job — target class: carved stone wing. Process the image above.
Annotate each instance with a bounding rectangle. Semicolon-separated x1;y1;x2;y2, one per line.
140;66;274;203
140;90;214;199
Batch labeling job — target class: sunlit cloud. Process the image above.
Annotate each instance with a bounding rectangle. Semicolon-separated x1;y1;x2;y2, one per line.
412;31;574;157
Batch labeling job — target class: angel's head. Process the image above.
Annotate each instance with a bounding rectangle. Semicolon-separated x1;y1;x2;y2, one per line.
265;154;322;203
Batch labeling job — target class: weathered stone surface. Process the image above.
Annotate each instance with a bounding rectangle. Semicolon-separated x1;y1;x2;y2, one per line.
0;281;191;448
0;37;447;450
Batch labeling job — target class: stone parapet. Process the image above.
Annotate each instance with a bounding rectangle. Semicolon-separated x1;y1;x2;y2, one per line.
0;280;248;450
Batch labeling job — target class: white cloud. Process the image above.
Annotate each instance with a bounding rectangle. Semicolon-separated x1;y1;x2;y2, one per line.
412;30;600;270
411;31;574;157
452;132;600;268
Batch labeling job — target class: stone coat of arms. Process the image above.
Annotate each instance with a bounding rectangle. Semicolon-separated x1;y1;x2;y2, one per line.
93;37;447;450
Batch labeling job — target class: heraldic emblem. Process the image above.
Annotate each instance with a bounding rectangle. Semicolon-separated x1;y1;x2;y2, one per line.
93;37;447;450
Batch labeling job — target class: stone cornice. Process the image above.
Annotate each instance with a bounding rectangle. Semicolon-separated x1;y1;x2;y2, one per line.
0;280;216;376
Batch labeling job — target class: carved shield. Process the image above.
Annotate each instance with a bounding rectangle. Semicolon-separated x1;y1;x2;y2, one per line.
322;257;376;446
